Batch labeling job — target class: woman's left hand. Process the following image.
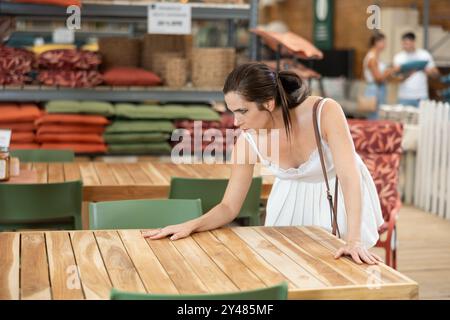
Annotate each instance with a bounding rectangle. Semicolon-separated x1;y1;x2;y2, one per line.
334;241;383;265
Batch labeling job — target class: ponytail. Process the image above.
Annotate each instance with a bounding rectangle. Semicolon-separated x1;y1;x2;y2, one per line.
275;73;293;140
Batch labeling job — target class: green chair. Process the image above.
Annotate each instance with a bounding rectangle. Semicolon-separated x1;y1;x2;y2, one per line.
169;177;263;226
89;199;202;230
110;281;288;300
0;181;82;231
10;149;75;162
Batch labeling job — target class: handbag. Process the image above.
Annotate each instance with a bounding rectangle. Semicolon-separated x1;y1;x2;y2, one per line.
312;98;341;238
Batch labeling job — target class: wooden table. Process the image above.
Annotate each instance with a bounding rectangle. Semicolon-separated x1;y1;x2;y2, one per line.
0;226;418;300
7;162;274;202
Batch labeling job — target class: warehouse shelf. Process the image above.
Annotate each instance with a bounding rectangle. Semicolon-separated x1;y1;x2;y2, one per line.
0;2;254;21
0;85;225;102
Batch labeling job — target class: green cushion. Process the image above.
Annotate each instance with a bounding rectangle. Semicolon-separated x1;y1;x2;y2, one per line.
103;132;170;143
107;142;172;154
114;103;220;121
105;120;174;133
46;100;115;116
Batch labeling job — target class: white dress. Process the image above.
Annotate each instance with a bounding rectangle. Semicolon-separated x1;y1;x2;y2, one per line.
243;98;384;248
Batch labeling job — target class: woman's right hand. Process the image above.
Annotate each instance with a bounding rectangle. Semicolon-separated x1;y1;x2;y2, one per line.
141;221;196;241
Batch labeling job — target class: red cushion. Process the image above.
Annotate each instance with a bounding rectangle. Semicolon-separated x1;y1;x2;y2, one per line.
103;67;162;86
12;0;81;7
0;104;42;123
36;114;109;126
36;133;104;144
10;143;40;150
37;124;106;135
11;132;35;143
0;122;36;132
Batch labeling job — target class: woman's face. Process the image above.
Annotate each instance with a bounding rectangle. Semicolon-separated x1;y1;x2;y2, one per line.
224;91;274;131
375;38;386;51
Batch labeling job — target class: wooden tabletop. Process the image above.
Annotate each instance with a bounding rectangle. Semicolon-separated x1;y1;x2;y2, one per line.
6;162;274;201
0;226;418;300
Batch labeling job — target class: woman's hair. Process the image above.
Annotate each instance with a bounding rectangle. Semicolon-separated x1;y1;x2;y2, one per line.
223;62;310;139
369;32;385;47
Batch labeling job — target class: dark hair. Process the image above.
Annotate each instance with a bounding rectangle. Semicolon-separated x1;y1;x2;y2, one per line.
369;32;385;47
402;32;416;41
223;62;310;139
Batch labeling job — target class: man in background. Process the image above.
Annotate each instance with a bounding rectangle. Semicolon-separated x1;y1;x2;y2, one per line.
393;32;440;107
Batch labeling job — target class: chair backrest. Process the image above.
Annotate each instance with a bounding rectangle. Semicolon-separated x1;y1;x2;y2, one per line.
110;281;288;300
348;120;404;221
0;181;82;231
168;177;262;221
11;149;75;162
89;199;202;230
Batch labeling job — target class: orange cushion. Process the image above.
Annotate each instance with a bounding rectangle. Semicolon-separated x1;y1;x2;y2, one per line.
36;114;109;126
37;124;106;135
11;132;35;143
12;0;81;7
103;67;162;86
0;104;42;123
0;122;36;132
41;143;107;154
10;143;40;150
36;133;104;144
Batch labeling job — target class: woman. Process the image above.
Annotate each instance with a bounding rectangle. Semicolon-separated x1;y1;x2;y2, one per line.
363;32;399;119
144;62;384;265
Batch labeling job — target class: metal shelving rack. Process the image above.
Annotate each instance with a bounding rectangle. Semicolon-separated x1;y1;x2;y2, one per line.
0;0;259;102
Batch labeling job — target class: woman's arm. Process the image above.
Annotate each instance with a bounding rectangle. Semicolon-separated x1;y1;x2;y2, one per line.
143;134;255;240
368;57;398;83
321;99;382;265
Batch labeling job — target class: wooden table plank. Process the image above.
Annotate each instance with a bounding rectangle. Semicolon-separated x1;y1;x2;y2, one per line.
93;163;118;185
232;227;326;289
146;163;173;184
32;163;48;183
20;162;32;171
304;226;415;285
255;227;354;286
192;231;266;291
139;162;169;184
109;164;135;185
94;231;146;293
70;231;112;300
124;163;153;185
212;228;294;288
171;236;239;293
48;163;65;183
63;163;81;181
78;163;101;186
118;230;178;294
275;227;379;285
20;233;51;300
145;237;209;294
0;233;20;300
46;232;84;299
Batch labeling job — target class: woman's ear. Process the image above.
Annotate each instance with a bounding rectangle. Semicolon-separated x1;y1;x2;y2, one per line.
265;100;276;112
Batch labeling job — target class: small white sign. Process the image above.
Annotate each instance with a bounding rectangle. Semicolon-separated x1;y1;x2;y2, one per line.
53;27;75;44
0;129;12;148
148;3;191;35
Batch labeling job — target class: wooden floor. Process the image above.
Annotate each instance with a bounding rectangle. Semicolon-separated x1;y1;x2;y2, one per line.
370;206;450;300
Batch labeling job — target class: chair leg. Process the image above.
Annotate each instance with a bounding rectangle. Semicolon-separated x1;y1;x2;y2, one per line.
393;247;397;270
249;215;261;226
385;244;391;267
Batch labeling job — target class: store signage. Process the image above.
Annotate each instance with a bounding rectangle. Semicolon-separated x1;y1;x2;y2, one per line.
313;0;334;50
148;3;191;35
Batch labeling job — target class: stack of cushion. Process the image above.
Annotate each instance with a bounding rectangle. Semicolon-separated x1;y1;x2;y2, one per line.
37;49;103;87
36;114;109;154
173;113;235;156
105;120;173;154
0;103;41;149
0;46;35;85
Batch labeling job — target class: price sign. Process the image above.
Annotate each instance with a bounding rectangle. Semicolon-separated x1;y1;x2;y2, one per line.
148;3;191;35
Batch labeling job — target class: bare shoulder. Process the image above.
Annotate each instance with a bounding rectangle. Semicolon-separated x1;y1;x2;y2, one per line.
321;98;348;140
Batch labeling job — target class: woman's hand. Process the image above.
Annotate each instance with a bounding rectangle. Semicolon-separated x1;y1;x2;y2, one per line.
141;221;196;241
334;241;383;265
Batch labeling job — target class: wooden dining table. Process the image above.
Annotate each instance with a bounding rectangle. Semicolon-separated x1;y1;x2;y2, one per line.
0;226;418;300
7;161;274;202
